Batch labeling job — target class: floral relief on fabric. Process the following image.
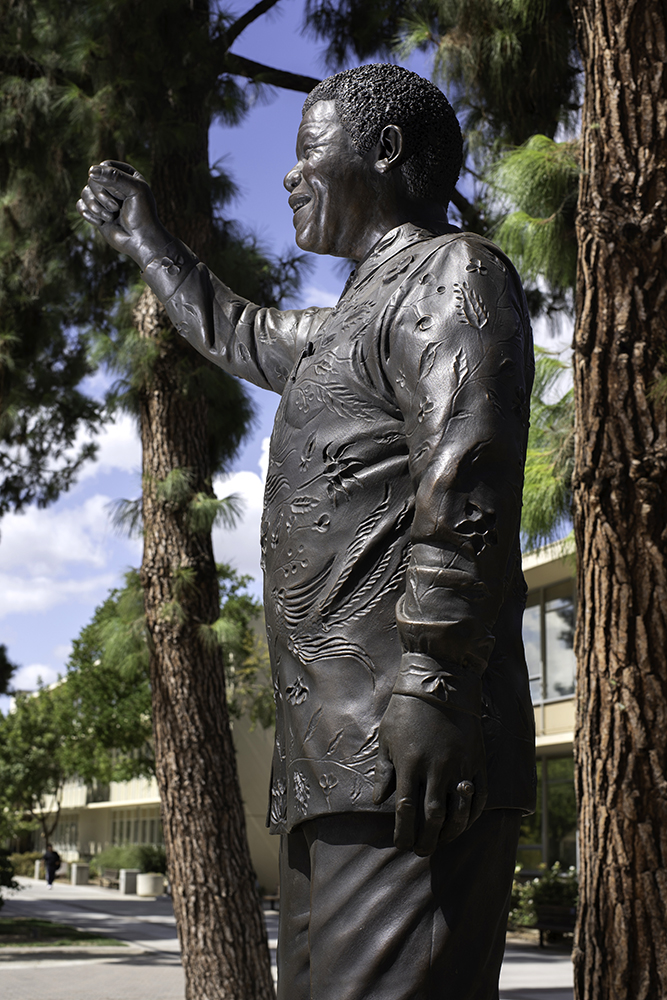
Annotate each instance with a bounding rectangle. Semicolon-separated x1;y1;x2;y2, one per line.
293;771;310;815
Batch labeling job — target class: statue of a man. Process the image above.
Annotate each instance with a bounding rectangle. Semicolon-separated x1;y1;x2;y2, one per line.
79;63;535;1000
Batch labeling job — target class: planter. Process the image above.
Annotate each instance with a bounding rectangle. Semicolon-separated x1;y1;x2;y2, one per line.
136;872;165;896
70;863;89;886
119;868;142;894
534;903;577;948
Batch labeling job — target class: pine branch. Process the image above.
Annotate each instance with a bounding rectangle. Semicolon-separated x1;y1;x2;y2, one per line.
225;0;284;47
450;187;485;233
223;52;320;94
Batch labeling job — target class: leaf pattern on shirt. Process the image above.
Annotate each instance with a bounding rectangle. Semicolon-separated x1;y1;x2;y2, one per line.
319;773;338;809
303;707;323;743
293;771;310;814
453;347;469;386
273;557;335;627
318;485;392;616
322;499;412;629
264;474;290;507
287;634;377;689
342;726;380;766
418;341;441;381
453;280;489;329
325;730;345;755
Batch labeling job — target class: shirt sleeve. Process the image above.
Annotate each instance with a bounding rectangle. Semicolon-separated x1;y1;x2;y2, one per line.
383;236;534;716
140;237;332;394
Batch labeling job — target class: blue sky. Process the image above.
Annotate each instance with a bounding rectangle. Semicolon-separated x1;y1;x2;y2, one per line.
0;1;571;710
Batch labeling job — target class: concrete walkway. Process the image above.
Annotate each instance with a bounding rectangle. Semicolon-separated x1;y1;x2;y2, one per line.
1;877;572;999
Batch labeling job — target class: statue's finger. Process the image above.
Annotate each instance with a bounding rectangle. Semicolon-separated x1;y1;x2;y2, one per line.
439;787;471;844
79;186;117;223
84;180;121;214
77;198;106;227
372;753;395;805
414;785;446;856
393;778;418;851
467;771;488;829
76;198;113;226
88;162;142;197
101;159;143;180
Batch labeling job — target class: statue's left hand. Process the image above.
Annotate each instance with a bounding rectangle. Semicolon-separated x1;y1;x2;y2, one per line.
373;694;488;856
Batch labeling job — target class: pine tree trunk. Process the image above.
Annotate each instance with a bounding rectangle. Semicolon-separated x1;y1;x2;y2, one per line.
135;288;275;1000
570;3;667;997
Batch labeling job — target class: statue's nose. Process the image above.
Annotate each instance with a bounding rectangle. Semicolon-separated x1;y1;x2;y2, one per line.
283;164;301;192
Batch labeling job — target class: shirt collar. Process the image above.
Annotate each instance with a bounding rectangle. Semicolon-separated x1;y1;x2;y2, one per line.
338;223;447;302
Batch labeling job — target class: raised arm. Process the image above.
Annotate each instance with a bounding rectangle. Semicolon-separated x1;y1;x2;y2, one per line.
78;161;329;393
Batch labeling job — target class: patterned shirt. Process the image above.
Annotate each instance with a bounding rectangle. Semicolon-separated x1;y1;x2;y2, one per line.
144;224;536;833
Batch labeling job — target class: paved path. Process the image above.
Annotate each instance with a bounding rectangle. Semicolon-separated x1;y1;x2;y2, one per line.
1;877;572;999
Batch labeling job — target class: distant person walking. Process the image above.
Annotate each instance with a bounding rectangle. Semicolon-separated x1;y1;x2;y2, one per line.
43;845;60;888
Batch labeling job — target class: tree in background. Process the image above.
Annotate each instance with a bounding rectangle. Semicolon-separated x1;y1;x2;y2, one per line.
2;1;318;995
0;645;17;695
0;2;110;516
59;564;271;786
0;563;270;833
0;686;69;844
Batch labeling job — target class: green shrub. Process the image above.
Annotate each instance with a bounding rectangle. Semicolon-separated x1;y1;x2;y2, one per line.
8;852;43;877
0;851;19;910
509;861;578;928
89;844;166;877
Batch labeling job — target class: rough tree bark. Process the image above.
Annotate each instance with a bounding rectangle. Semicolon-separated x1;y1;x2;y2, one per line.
135;289;275;1000
126;2;275;992
570;2;667;998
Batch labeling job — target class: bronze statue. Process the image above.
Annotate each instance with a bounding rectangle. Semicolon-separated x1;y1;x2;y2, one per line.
79;63;535;1000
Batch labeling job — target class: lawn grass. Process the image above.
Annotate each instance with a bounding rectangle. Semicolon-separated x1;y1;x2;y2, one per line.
0;916;127;947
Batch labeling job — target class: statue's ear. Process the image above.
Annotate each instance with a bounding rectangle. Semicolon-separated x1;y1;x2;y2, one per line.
374;125;405;174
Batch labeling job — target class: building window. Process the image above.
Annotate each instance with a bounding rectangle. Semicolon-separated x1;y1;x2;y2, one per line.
516;756;578;871
111;808;162;846
52;818;78;851
524;579;576;703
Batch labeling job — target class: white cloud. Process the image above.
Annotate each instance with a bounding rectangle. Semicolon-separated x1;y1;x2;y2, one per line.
0;571;119;619
0;494;127;574
299;284;340;309
78;413;142;481
52;644;74;665
209;437;271;591
258;436;270;483
10;662;60;693
212;468;264;587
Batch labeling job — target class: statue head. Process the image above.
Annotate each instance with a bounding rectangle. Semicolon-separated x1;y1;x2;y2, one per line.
302;63;462;208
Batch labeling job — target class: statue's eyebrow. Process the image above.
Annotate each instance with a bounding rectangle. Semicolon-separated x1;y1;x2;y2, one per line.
296;122;330;152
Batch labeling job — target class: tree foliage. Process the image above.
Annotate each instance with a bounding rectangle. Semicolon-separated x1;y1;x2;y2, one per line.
0;644;17;695
491;135;579;294
521;348;574;551
0;564;271;839
0;686;68;843
0;2;110;516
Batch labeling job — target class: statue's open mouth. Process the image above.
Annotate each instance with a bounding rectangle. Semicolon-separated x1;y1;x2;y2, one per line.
289;195;311;214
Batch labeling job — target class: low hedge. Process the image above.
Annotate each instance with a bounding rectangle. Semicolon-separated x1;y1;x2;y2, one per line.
8;852;43;877
89;845;167;877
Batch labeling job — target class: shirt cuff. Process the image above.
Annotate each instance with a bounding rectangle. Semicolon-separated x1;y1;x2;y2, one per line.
392;652;483;717
141;239;199;303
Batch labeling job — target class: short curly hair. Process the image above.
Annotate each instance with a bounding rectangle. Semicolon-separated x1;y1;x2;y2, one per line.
303;64;462;206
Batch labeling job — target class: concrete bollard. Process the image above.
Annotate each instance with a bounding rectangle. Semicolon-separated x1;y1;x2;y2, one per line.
70;863;89;886
136;872;165;896
34;859;42;879
119;868;142;894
